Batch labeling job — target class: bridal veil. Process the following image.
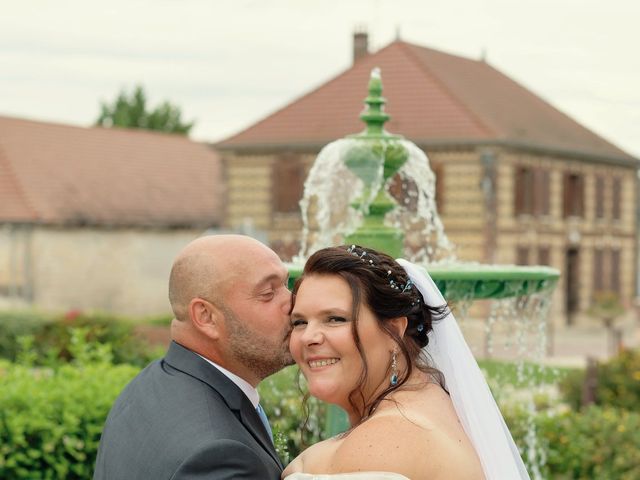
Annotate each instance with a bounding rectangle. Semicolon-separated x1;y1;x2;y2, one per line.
397;259;531;480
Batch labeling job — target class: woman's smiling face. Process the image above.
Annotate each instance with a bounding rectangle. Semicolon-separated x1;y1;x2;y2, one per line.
289;274;394;412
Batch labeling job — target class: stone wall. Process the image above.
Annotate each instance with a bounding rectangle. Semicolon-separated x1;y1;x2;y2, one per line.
0;226;209;316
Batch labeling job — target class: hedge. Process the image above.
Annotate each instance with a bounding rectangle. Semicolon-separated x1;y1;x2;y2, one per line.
2;330;638;479
506;406;640;479
0;310;164;367
559;348;640;411
0;332;139;479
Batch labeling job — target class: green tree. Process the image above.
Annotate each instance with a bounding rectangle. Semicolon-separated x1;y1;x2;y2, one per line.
96;85;194;135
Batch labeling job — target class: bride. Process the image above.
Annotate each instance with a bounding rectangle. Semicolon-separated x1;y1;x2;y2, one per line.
282;245;530;480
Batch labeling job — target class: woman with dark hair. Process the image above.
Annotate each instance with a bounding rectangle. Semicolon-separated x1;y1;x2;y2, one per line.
282;245;530;480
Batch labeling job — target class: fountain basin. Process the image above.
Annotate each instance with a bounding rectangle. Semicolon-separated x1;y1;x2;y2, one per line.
287;263;559;300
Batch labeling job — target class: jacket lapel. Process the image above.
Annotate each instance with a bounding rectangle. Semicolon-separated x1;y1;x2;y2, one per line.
164;342;283;469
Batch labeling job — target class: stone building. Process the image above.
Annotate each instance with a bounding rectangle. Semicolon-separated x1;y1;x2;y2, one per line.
217;35;638;325
0;116;223;316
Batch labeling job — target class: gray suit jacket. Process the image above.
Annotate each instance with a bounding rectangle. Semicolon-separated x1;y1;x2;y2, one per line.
93;341;283;479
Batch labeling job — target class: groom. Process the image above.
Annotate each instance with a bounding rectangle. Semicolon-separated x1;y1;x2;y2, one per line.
94;235;293;479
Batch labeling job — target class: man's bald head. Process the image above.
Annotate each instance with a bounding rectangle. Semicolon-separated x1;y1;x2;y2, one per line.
168;235;271;322
168;234;292;383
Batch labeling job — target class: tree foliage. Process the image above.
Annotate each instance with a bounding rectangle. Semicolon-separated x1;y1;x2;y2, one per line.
96;85;193;135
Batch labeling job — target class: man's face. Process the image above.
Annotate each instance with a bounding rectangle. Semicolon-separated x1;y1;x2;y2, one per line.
220;246;293;381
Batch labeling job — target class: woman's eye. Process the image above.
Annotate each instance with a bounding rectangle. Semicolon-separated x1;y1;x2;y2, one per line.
328;316;347;323
291;319;306;328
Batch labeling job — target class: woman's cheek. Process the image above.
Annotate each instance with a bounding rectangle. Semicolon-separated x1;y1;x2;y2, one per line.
288;332;303;362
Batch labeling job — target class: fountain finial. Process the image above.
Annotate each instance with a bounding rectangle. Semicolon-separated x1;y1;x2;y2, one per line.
357;67;398;139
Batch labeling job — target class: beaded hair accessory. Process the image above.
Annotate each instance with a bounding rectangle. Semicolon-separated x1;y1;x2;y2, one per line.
346;245;421;307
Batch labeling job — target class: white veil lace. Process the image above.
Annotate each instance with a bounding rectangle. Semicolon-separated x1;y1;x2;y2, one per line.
397;259;531;480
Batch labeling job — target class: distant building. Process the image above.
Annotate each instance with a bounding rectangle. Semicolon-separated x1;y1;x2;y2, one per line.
0;116;223;315
217;34;639;326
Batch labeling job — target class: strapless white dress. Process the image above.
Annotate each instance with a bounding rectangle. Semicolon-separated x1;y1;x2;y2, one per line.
284;473;410;480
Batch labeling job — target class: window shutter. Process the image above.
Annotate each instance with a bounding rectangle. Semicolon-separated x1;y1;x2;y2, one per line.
595;176;605;219
534;169;550;216
434;163;445;213
593;249;604;292
612;177;622;220
576;174;584;217
610;250;621;294
273;155;305;213
562;172;570;218
514;167;525;216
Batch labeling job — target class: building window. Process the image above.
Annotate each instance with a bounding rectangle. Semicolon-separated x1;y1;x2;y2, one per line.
514;167;534;215
563;172;584;218
538;246;551;265
516;246;529;265
388;174;419;211
612;177;622;221
595;176;605;219
535;169;551;216
593;248;621;296
514;167;550;217
273;154;305;213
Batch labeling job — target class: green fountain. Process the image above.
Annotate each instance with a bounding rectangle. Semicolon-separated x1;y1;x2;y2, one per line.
291;67;559;302
288;69;559;474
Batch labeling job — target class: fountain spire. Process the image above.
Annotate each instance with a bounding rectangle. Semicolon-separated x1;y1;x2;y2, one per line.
357;67;393;138
343;68;407;257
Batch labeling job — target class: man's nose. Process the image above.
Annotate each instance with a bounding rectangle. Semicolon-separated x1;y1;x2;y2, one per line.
281;288;293;313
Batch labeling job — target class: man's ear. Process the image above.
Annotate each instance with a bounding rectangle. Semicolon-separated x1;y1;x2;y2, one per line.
388;316;408;339
188;298;223;340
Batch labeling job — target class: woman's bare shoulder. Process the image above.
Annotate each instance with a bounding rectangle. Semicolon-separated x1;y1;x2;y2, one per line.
330;405;484;480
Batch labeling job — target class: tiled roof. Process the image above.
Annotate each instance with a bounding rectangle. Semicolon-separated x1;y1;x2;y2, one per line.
219;41;634;162
0;116;223;226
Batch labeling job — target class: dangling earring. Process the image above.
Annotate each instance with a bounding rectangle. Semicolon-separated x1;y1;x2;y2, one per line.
390;348;398;386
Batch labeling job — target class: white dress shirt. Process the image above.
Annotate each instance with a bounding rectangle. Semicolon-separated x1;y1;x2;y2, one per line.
196;354;260;408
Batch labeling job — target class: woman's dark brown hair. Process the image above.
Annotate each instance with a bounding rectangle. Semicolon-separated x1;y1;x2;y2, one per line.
292;244;448;430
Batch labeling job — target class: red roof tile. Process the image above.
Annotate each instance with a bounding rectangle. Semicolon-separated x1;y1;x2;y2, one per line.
219;41;634;162
0;116;223;226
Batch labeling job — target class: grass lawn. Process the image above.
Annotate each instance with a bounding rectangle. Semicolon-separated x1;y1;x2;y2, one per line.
478;358;578;387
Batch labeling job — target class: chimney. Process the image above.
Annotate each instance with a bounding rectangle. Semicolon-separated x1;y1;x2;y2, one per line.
353;29;368;64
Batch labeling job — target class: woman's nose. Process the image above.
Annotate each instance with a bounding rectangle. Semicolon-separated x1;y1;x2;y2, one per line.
300;323;324;346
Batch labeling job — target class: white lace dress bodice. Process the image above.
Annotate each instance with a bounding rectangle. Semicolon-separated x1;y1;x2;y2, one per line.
283;473;410;480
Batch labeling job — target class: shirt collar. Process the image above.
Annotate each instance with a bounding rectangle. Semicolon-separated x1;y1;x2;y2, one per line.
196;354;259;408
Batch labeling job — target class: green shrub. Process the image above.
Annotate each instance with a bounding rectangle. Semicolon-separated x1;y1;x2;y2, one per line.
559;348;640;411
505;406;640;479
259;366;326;463
558;368;586;410
0;310;164;367
0;310;55;362
597;348;640;410
0;331;140;479
34;312;163;367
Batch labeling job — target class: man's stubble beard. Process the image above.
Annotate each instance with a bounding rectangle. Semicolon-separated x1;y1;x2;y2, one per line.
222;306;294;381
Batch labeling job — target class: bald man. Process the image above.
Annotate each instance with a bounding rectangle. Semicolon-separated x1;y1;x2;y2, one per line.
94;235;292;480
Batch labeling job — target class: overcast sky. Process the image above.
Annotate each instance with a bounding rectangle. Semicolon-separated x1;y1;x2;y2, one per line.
2;0;639;158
